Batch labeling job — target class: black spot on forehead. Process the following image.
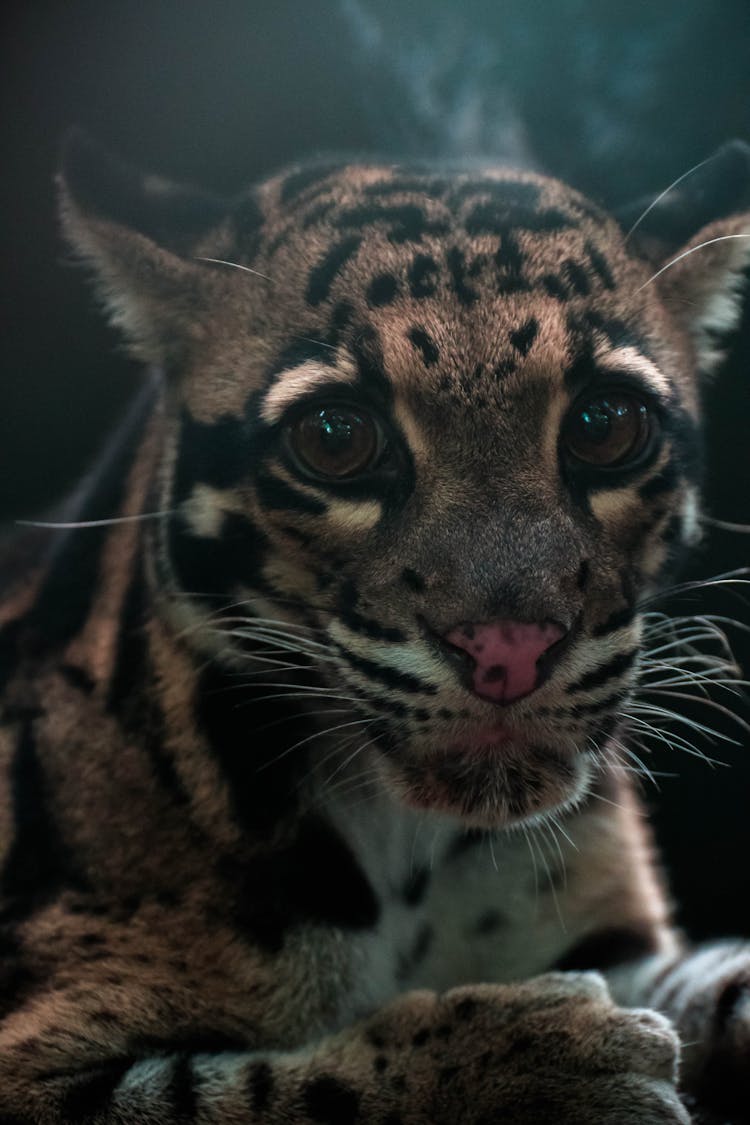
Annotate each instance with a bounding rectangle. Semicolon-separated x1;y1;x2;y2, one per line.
408;253;439;299
585;241;617;290
408;326;440;367
464;201;575;237
509;318;539;357
332;203;449;244
367;273;400;307
351;325;393;404
306;236;362;306
446;247;478;305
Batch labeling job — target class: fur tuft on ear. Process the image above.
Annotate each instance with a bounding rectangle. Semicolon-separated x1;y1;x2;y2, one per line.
655;212;750;375
58;130;228;366
619;141;750;376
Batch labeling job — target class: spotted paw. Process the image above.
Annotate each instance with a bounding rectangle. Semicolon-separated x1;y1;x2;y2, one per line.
344;972;689;1123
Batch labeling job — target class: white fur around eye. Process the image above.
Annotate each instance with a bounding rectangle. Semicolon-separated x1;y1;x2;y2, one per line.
260;363;356;424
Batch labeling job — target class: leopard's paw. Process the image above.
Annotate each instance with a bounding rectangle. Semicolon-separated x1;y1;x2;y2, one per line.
353;973;689;1124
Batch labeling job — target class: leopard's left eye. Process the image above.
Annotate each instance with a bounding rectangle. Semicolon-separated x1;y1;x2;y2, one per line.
286;405;383;480
562;393;654;469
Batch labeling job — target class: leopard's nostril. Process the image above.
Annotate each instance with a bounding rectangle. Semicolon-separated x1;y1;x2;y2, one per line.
442;619;568;705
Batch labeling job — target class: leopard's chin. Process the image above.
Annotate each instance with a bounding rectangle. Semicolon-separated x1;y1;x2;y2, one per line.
377;736;594;829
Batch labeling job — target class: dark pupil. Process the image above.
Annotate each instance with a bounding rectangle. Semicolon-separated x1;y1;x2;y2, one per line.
578;400;617;444
292;407;376;478
316;409;356;455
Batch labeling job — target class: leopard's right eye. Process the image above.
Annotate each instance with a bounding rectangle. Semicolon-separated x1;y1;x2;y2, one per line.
562;393;655;469
286;405;383;481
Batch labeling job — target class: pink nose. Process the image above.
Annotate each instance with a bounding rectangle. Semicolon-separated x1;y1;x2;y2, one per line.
443;619;566;704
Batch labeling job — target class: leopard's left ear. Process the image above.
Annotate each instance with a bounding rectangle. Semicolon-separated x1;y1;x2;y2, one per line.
618;141;750;375
58;128;231;367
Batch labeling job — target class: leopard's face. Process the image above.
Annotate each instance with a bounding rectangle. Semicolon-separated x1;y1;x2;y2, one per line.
63;136;750;828
149;164;703;828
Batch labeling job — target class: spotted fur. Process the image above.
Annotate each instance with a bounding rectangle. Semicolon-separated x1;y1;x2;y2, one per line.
1;132;750;1122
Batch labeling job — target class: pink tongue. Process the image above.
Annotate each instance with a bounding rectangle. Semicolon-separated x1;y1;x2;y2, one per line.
445;620;565;704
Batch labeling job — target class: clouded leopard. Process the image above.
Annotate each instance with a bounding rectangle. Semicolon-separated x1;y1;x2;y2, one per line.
1;130;750;1123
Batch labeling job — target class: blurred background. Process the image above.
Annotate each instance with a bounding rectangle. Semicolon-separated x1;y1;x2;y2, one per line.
1;0;749;936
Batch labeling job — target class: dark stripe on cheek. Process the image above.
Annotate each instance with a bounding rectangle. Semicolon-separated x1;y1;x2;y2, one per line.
256;470;328;516
334;642;438;695
566;649;638;694
306;236;362;306
168;513;270;600
338;608;407;643
638;464;679;501
173;410;250;498
592;606;636;637
408;327;440;367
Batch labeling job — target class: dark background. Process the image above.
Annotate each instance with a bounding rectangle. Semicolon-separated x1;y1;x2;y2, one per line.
2;0;749;937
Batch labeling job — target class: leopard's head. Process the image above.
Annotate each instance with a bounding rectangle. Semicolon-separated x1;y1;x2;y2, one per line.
61;133;750;827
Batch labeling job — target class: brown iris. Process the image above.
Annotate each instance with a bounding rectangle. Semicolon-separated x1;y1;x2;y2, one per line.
287;406;380;479
563;394;652;467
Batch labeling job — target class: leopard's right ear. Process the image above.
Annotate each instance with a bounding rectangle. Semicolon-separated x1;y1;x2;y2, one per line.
58;129;230;366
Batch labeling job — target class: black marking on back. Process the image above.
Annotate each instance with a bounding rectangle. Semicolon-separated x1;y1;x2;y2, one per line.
306;236;362;306
1;720;89;921
13;380;158;657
